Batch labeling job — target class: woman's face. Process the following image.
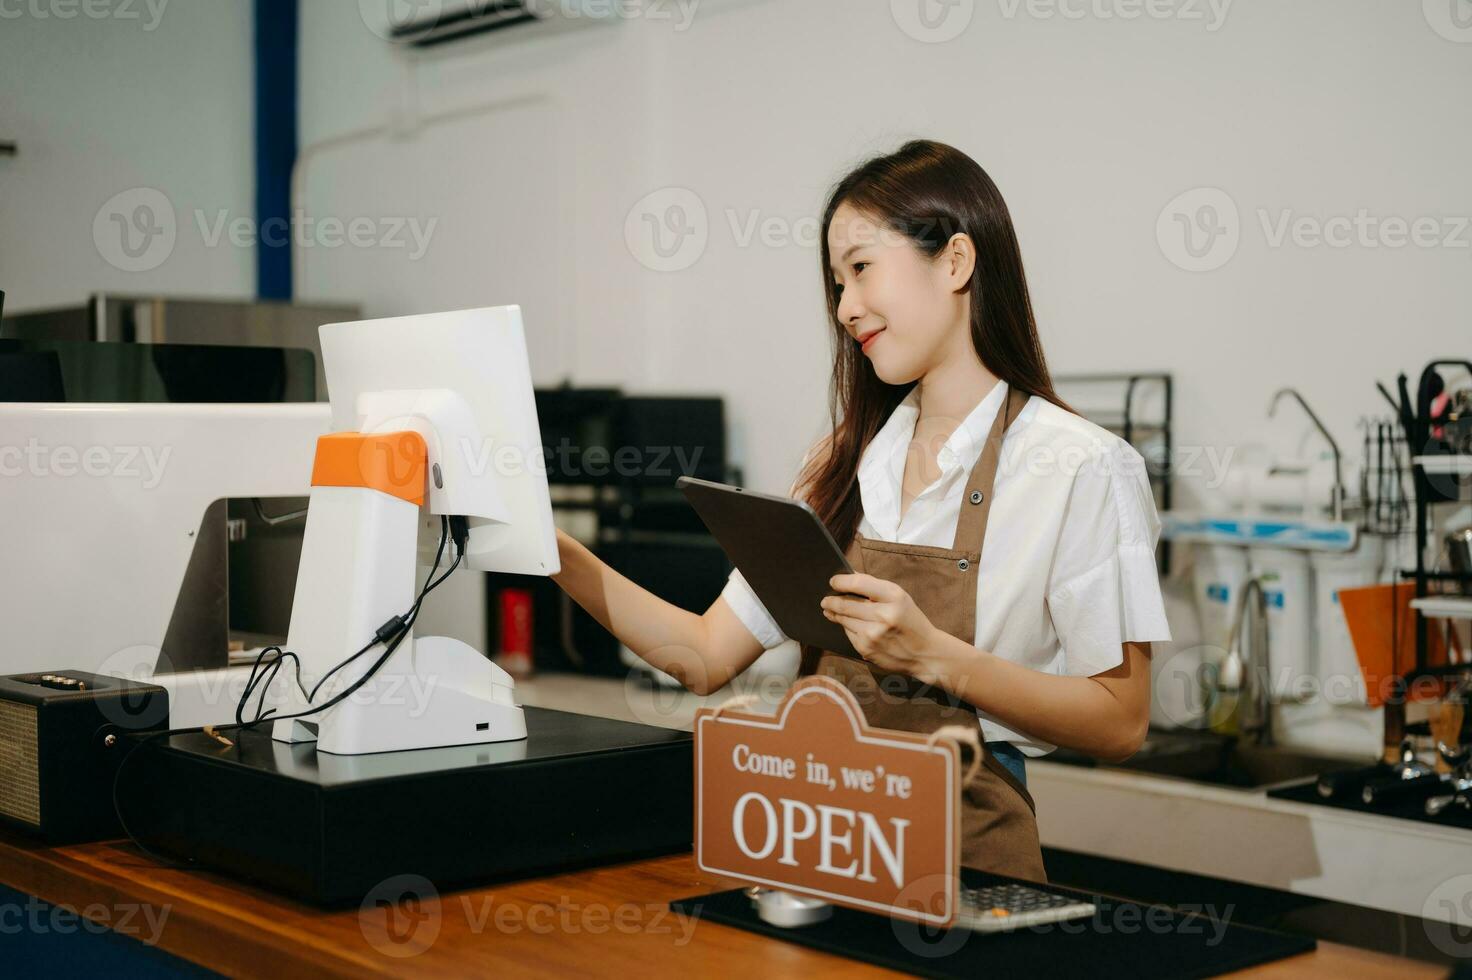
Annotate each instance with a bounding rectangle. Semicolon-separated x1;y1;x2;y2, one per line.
827;202;970;385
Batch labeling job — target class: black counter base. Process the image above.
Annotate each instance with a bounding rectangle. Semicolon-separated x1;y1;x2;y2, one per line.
1044;846;1465;969
116;707;693;906
672;870;1315;980
1268;771;1472;830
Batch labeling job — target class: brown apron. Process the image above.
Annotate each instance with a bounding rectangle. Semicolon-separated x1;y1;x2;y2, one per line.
799;385;1047;883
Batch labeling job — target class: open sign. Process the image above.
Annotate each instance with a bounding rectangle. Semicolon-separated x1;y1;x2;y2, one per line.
694;676;962;926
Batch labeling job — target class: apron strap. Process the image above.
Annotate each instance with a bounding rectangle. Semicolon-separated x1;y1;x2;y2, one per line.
925;723;985;784
949;383;1030;554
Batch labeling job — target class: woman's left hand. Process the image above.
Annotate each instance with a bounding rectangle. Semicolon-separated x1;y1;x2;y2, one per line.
821;573;942;680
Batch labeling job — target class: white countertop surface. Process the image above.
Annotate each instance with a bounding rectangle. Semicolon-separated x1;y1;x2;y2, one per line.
1028;757;1469;924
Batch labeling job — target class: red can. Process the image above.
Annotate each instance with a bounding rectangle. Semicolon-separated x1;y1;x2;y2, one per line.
497;588;534;677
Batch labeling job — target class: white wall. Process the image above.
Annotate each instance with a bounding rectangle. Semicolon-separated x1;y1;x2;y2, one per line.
0;0;256;311
296;0;1472;517
0;0;1460;689
12;2;1458;660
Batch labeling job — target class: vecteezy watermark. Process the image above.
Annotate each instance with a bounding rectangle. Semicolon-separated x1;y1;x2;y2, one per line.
1423;0;1472;43
0;0;169;30
368;423;713;483
1156;187;1241;272
93;642;445;730
624;186;972;272
892;0;1231;41
0;438;171;489
891;0;976;43
1151;645;1223;729
93;187;176;273
295;672;443;718
358;873;701;958
458;894;700;943
92;645;182;728
624;187;709;272
93;187;438;273
525;0;699;29
356;0;443;41
1423;873;1472;957
0;896;172;946
1157;187;1472;272
361;874;442;958
995;0;1232;31
890;874;1233;958
1256;208;1470;252
465;436;709;481
622;659;793;728
194;209;437;261
991;437;1237;490
1151;644;1457;729
356;0;699;41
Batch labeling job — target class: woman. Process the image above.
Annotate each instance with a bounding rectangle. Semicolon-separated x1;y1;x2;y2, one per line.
552;139;1171;882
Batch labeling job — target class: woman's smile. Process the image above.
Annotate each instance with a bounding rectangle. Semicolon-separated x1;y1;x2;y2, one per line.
858;327;886;352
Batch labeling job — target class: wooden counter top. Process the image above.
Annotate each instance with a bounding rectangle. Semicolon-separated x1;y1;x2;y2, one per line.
0;828;1442;978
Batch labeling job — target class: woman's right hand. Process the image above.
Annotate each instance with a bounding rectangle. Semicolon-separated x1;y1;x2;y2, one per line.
542;523;764;696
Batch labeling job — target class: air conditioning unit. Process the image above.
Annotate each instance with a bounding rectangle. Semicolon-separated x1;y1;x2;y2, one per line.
372;0;620;47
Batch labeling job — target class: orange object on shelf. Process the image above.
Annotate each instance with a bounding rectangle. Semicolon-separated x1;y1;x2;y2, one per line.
1338;582;1465;706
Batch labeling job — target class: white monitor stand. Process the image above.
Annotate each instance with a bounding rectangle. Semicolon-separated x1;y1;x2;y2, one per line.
269;307;560;756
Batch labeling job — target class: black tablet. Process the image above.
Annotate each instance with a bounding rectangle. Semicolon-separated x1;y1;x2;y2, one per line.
676;475;860;657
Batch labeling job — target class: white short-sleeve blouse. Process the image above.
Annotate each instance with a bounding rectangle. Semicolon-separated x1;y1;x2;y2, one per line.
720;378;1172;757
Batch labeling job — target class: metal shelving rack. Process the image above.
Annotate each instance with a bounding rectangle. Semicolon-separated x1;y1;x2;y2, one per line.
1399;359;1472;690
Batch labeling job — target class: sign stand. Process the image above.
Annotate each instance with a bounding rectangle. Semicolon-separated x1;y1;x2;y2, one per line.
749;887;833;928
684;680;1323;976
694;677;966;929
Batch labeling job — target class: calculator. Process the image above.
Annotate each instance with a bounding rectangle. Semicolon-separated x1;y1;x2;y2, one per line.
954;883;1097;933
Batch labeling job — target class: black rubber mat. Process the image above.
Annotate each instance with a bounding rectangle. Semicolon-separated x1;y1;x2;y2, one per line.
670;869;1315;979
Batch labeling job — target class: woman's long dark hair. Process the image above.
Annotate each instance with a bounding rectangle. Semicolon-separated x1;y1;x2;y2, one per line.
796;139;1074;555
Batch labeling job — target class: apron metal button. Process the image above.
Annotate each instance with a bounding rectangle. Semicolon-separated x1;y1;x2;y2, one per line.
969;490;984;505
957;558;970;571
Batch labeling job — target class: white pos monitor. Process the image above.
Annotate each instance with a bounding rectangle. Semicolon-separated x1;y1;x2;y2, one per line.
319;305;560;575
271;305;559;755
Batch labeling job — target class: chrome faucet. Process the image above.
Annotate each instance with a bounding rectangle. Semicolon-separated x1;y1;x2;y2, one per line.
1217;577;1273;745
1268;387;1345;522
1427;745;1472;816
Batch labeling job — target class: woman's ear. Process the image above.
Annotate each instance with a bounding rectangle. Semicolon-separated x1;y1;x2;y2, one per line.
941;232;977;292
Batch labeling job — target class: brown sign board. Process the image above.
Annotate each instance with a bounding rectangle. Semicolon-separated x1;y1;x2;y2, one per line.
694;676;961;927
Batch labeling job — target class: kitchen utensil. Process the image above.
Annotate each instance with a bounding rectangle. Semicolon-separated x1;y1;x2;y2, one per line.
1361;771;1447;806
1447;526;1472;593
1339;583;1456;706
1316;765;1390;800
1426;743;1472;817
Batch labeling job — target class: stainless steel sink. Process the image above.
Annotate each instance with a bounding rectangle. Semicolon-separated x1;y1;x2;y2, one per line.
1046;730;1367;789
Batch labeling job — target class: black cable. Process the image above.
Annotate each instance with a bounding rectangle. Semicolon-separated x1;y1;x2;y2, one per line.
109;727;207;870
301;517;451;707
239;516;461;730
235;645;311;727
243;547;461;732
269;548;463;728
